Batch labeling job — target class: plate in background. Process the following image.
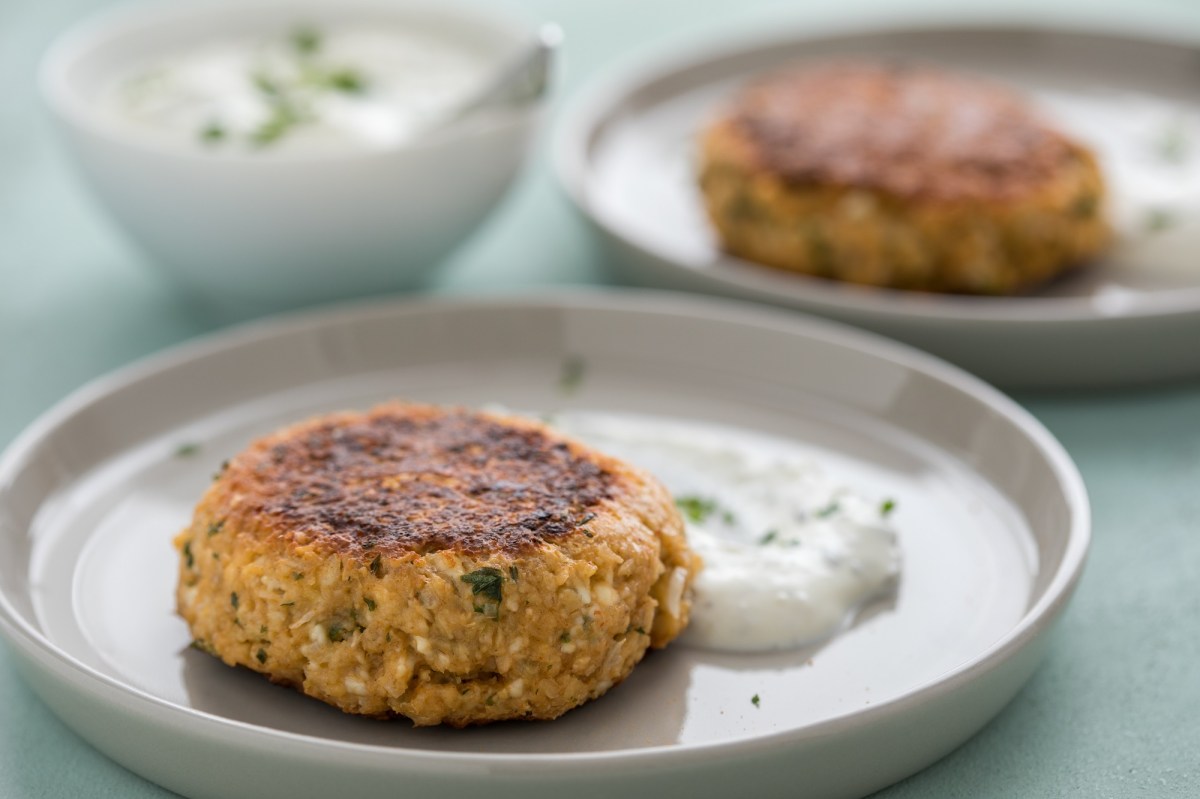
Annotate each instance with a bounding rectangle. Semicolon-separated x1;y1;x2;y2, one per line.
556;21;1200;388
0;292;1088;799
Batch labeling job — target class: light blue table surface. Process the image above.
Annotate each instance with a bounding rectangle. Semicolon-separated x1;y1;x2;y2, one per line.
3;0;1200;796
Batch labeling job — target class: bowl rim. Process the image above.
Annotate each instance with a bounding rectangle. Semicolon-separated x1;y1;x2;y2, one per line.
40;0;554;164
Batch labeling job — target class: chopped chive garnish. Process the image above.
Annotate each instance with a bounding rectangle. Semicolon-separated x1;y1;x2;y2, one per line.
182;541;194;568
1155;119;1191;165
198;123;225;145
255;648;267;664
369;554;383;577
559;356;586;395
880;499;897;517
461;567;504;602
1146;208;1176;233
290;26;321;55
759;530;778;545
325;68;365;94
815;502;841;519
675;495;718;524
250;103;301;147
174;442;201;458
251;71;281;97
364;597;376;611
230;592;239;610
751;694;761;708
1071;193;1098;219
191;639;216;655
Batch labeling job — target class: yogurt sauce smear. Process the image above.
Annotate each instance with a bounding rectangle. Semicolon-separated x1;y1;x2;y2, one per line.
553;412;902;653
107;25;494;151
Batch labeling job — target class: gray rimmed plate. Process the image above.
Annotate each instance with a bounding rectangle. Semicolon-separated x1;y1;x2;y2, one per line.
0;291;1088;799
555;19;1200;388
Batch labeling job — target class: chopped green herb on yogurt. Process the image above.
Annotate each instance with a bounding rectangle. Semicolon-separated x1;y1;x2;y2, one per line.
325;68;366;94
198;123;225;144
112;24;493;151
815;501;841;519
1155;118;1192;165
290;26;322;56
548;412;902;653
251;71;282;98
675;495;719;524
250;102;304;147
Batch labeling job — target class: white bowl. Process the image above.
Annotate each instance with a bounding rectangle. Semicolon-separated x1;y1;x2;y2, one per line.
41;0;552;313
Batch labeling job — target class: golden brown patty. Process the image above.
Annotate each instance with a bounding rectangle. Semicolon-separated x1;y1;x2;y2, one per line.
174;403;699;726
698;62;1111;293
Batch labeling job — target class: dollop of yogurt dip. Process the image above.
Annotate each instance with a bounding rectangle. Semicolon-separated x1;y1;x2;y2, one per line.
105;24;494;151
1036;90;1200;282
552;412;902;653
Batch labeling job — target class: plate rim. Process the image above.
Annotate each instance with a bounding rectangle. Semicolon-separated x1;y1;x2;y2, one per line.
553;13;1200;326
0;288;1090;769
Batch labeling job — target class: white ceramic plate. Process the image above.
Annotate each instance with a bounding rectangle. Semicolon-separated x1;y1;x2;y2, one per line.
0;292;1088;799
556;20;1200;388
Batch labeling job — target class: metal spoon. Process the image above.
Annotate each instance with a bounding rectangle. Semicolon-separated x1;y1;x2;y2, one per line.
430;22;562;131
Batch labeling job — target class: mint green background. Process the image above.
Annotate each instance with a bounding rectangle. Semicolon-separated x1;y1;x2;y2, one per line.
3;0;1200;796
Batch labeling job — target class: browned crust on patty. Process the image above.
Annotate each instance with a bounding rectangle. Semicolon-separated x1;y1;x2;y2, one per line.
175;403;700;725
213;404;618;558
727;62;1078;202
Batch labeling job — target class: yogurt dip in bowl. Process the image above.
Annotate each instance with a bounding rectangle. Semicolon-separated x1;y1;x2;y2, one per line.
42;0;555;312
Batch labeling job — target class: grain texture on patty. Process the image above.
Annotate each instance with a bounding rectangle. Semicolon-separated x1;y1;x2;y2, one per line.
698;62;1110;293
174;403;699;726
